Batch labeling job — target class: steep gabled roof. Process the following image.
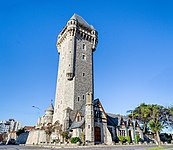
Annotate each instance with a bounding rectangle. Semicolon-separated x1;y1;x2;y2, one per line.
93;99;107;119
69;117;85;130
107;113;119;126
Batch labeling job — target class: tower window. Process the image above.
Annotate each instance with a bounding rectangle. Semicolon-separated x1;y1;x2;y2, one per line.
83;95;85;100
78;96;80;101
88;125;90;129
82;54;86;60
82;43;86;50
82;72;85;76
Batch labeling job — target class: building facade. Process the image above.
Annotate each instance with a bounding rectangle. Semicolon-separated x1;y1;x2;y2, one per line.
0;119;22;134
26;14;143;145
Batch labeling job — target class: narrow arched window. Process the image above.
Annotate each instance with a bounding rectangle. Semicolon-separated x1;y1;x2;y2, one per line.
82;43;86;50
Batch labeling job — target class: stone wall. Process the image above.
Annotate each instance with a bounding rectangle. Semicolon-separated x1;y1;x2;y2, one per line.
53;14;98;131
26;130;46;145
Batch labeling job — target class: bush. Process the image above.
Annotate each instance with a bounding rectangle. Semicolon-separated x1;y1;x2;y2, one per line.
70;137;80;144
118;136;125;143
125;135;131;143
61;131;71;142
135;134;140;143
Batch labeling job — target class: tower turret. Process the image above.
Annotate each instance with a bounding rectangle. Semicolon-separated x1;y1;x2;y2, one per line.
53;14;98;129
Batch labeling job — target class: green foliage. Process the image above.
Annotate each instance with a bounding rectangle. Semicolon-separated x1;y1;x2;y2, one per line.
61;131;71;142
118;136;125;143
70;137;80;143
131;103;151;134
135;134;140;143
125;135;131;143
80;132;85;143
149;120;164;133
130;103;173;145
16;128;25;136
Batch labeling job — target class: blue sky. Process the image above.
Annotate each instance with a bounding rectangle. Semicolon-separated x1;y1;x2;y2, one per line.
0;0;173;126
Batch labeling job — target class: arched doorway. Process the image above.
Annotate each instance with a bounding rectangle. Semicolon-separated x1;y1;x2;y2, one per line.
95;127;101;142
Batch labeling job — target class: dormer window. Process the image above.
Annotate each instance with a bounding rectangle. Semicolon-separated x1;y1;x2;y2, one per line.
76;113;81;122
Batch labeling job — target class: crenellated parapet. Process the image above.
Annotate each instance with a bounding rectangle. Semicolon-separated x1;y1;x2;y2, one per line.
57;14;98;53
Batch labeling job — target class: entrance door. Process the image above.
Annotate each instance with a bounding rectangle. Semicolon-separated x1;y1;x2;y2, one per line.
95;127;101;142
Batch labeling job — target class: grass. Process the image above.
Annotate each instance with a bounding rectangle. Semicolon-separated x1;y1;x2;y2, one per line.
148;147;164;150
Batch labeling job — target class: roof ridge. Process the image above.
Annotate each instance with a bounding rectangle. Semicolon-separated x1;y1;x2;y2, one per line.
70;13;95;30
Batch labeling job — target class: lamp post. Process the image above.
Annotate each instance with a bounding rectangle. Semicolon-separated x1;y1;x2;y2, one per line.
127;110;136;144
32;106;41;111
32;105;41;145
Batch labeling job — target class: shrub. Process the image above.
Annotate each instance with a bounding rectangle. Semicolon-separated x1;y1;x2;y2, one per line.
81;132;85;143
126;135;131;143
70;137;80;144
61;131;71;142
118;136;125;143
135;134;140;143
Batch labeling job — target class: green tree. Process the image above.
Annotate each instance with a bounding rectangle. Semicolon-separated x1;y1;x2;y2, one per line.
130;103;173;145
168;105;173;129
148;104;165;145
132;103;151;134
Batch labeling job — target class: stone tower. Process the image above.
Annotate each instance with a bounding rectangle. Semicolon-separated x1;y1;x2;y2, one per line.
53;14;98;129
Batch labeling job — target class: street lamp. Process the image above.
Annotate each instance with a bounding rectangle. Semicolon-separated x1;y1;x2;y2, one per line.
32;105;41;145
32;106;41;111
127;110;136;144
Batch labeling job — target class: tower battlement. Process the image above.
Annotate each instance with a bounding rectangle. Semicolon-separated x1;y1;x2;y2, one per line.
57;13;98;54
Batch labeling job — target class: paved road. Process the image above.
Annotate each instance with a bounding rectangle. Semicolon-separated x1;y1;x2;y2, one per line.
0;145;173;150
